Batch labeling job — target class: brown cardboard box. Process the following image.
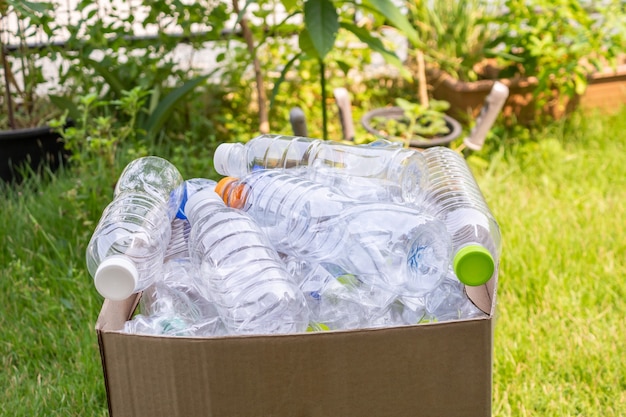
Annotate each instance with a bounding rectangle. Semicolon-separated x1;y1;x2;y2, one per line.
96;278;496;417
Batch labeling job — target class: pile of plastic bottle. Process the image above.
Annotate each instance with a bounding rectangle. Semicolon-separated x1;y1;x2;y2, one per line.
86;135;500;336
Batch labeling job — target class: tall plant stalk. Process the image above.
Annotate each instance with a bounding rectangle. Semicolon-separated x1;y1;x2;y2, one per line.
319;59;327;140
232;0;269;134
0;15;16;129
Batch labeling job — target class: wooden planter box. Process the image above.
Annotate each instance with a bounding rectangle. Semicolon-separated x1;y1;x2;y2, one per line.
427;65;626;125
579;64;626;114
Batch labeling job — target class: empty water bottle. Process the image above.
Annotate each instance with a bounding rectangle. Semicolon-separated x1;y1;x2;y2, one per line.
422;147;501;286
184;189;309;335
114;156;185;220
86;157;183;300
166;178;218;262
216;170;452;297
213;134;429;204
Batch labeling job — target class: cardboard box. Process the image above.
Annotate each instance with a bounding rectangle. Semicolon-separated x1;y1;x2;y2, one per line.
96;277;496;417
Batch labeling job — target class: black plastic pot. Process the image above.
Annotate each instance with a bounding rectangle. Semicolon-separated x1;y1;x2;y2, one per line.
361;106;462;148
0;125;67;182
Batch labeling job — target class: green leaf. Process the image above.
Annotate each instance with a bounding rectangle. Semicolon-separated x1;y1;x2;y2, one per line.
362;0;420;47
232;0;254;33
80;57;125;97
144;73;215;140
395;97;416;114
48;95;80;122
485;48;525;63
269;53;302;112
336;60;351;76
20;0;51;14
280;0;298;12
574;72;588;96
298;28;318;59
304;0;339;60
339;21;411;80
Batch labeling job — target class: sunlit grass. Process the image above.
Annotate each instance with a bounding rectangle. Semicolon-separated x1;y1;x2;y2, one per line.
474;109;626;416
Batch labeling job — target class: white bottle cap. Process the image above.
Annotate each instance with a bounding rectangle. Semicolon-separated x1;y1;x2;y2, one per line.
94;255;139;300
184;189;223;219
213;143;245;177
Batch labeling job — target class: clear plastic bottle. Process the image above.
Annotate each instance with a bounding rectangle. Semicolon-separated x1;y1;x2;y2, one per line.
166;178;218;262
422;147;501;286
114;156;185;220
184;189;309;335
216;170;452;297
213;134;429;204
86;157;184;300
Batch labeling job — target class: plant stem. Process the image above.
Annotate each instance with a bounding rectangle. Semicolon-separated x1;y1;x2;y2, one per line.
0;39;16;129
417;50;429;108
232;0;269;134
320;59;327;140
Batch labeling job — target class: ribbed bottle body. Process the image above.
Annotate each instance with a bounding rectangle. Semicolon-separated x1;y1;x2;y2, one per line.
86;193;172;294
186;191;309;335
214;134;429;204
114;156;184;220
422;147;501;285
86;157;183;299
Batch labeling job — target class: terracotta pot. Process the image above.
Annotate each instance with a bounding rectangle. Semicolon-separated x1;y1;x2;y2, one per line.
426;67;575;125
360;106;462;148
427;65;626;125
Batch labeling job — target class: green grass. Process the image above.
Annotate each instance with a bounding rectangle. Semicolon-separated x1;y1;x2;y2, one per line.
1;108;625;415
474;110;626;416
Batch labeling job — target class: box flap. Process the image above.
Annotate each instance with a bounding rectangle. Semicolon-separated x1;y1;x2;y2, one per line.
465;275;497;315
95;294;141;332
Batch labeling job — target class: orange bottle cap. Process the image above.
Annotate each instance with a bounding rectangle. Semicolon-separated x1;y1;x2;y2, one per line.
216;177;248;209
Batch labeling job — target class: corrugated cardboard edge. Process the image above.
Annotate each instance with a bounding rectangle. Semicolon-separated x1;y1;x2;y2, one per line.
96;294;142;417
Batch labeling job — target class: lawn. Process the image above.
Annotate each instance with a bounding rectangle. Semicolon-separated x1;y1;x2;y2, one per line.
1;108;625;416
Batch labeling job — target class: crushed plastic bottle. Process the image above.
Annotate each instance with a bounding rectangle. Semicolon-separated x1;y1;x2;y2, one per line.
216;170;452;297
126;259;226;337
290;261;397;330
213;134;429;204
185;189;309;335
86;157;184;300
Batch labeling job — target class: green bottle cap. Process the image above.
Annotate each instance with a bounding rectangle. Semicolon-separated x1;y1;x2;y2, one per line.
453;244;495;286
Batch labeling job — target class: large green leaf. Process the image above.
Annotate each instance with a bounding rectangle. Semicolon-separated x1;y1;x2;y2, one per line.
144;73;215;140
80;57;125;97
280;0;298;12
340;21;411;80
298;28;317;59
48;94;80;122
18;0;52;14
303;0;339;60
363;0;420;48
